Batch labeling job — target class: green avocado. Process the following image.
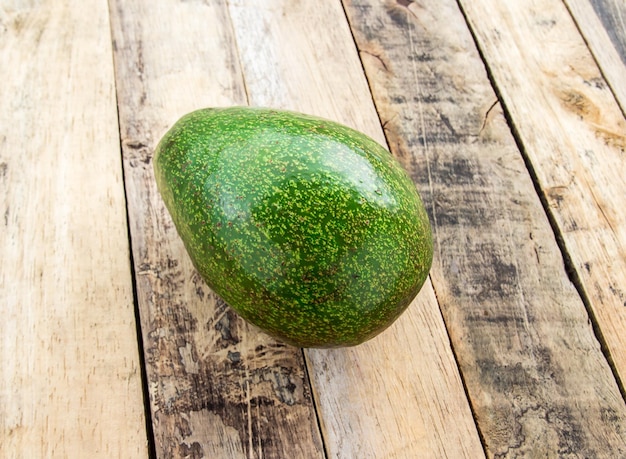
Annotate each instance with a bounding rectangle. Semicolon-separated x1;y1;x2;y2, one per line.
153;107;433;348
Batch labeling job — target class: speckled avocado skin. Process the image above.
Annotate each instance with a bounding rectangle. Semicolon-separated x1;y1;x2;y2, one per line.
153;107;433;347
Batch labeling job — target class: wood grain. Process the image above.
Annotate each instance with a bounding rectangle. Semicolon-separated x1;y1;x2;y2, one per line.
589;0;626;61
227;1;484;457
565;0;626;114
108;0;324;457
0;0;147;456
343;0;626;456
458;0;626;394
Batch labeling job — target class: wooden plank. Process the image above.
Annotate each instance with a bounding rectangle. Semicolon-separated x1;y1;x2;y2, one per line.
589;0;626;61
227;1;484;457
565;0;626;114
0;0;148;456
458;0;626;393
343;0;626;457
108;1;325;457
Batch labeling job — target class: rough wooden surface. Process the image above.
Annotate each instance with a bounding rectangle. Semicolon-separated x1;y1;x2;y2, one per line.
108;0;324;457
4;0;626;457
459;0;626;394
343;0;626;456
227;1;484;457
0;0;148;456
565;0;626;114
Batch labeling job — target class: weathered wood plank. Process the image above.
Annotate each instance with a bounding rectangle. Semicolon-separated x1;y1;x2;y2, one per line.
589;0;626;61
227;1;484;457
108;1;325;457
565;0;626;113
342;0;626;456
0;0;147;456
458;0;626;393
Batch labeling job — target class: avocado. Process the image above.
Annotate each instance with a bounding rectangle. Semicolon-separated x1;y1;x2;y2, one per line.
153;107;432;347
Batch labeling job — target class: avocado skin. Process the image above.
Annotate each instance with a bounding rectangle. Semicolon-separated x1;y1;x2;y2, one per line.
153;107;432;348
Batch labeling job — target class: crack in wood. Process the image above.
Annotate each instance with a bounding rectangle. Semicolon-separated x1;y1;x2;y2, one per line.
479;98;499;135
360;48;390;73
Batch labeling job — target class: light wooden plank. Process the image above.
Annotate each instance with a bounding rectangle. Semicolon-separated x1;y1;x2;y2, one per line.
108;1;325;457
342;0;626;456
227;1;484;457
565;0;626;114
458;0;626;394
0;0;147;457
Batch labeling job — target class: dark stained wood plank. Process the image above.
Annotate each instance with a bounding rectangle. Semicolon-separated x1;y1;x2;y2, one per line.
565;0;626;113
342;0;626;457
227;1;485;457
108;1;325;457
589;0;626;62
458;0;626;397
0;0;147;456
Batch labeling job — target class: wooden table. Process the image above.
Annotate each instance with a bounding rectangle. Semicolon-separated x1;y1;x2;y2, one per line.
2;0;626;457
